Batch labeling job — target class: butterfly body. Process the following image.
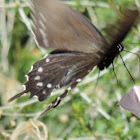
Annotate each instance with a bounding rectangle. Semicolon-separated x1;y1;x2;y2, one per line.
9;0;139;115
97;44;124;70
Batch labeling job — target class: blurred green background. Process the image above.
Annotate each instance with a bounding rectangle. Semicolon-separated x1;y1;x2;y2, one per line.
0;0;140;139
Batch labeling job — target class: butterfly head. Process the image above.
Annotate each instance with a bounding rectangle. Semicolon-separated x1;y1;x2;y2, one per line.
97;44;124;70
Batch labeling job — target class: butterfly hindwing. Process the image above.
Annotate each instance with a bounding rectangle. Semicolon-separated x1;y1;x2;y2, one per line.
40;56;96;115
9;51;95;104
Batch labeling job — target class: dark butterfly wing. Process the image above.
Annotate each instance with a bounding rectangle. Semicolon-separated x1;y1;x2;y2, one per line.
40;60;95;115
9;51;96;108
105;9;139;47
30;0;109;55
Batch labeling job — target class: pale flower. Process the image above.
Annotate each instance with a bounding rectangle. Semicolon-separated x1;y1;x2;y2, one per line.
120;85;140;118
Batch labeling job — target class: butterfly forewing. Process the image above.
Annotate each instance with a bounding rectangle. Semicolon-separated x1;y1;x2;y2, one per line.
30;0;109;55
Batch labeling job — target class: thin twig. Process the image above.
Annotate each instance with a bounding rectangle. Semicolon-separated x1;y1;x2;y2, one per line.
61;121;77;137
0;0;9;72
0;2;29;8
78;90;111;120
2;112;41;117
0;1;109;8
64;1;109;8
87;6;98;26
0;99;37;110
135;0;140;8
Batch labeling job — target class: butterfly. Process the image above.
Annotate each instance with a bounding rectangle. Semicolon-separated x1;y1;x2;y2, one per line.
8;0;139;115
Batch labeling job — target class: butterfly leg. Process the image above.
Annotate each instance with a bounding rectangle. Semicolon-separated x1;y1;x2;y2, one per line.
40;89;68;116
40;82;78;116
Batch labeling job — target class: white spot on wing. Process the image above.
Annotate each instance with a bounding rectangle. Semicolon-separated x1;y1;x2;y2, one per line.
68;86;71;91
37;82;43;87
49;103;53;107
56;84;60;89
47;83;52;88
22;85;26;90
35;76;41;80
76;79;81;82
46;58;50;63
53;97;61;106
88;70;91;73
42;91;46;94
25;75;29;81
38;67;43;72
34;95;38;99
57;97;60;101
43;54;49;58
29;66;33;72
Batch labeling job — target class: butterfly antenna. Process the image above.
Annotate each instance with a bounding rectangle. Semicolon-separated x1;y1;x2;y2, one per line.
112;63;119;84
123;49;140;77
119;54;135;83
123;50;140;59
